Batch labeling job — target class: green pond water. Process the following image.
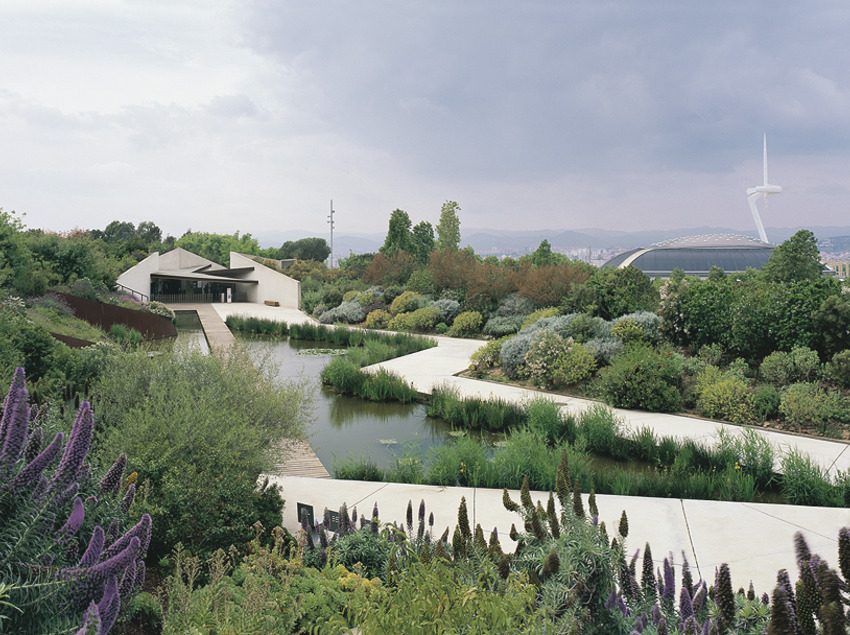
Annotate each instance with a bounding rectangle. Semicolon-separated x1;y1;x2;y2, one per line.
234;334;490;471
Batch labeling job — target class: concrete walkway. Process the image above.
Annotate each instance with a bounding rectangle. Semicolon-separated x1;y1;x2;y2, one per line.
181;303;849;594
268;474;848;595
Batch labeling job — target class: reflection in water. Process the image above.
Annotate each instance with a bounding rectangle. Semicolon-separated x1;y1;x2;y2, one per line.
172;311;210;354
235;334;466;470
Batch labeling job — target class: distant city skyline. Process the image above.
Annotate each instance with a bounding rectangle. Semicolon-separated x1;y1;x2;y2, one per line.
2;2;849;238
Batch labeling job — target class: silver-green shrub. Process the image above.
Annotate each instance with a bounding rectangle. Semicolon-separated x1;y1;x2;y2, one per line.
429;298;460;324
319;300;365;324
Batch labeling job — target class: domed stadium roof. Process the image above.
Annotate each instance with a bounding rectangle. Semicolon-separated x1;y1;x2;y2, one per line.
604;234;774;278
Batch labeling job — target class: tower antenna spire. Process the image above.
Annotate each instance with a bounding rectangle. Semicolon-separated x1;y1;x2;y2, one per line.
746;133;781;243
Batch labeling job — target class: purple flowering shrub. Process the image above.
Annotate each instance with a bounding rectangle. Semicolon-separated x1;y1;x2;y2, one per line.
0;367;150;634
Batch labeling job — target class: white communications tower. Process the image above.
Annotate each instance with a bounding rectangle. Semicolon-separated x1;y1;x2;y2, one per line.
746;134;782;244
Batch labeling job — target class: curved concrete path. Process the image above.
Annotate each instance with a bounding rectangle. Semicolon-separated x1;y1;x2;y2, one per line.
368;336;850;479
182;303;850;594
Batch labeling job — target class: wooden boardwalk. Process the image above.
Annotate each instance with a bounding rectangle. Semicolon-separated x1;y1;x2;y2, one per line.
270;441;330;479
170;303;237;352
168;303;330;478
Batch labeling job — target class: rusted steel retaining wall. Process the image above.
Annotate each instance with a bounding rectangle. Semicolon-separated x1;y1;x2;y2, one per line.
55;292;177;339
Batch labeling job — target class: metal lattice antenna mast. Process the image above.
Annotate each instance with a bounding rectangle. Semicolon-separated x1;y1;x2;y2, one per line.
746;134;782;243
328;200;335;268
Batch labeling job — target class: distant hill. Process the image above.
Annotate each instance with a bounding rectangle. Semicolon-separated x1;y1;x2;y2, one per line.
255;225;850;259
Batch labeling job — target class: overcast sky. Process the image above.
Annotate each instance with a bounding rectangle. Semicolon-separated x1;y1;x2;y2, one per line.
2;1;849;241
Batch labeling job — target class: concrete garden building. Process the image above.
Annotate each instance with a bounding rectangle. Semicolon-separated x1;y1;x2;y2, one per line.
116;248;301;308
604;234;774;278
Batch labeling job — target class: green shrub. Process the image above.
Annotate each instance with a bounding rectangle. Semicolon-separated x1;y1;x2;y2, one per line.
350;557;540;634
524;331;572;387
93;348;309;563
696;378;755;424
752;384;780;421
482;315;524;338
827;349;850;388
389;290;423;315
365;308;392;329
469;337;510;370
387;312;415;332
407;306;442;332
343;289;359;302
779;382;844;434
447;310;483;337
611;318;646;344
760;346;820;387
521;306;559;329
435;322;448;334
550;341;597;387
593;344;683;412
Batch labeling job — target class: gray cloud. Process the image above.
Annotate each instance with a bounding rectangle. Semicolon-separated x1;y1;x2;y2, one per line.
1;1;849;237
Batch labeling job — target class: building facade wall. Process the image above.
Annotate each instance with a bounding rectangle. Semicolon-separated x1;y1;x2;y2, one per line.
229;252;301;309
116;252;158;300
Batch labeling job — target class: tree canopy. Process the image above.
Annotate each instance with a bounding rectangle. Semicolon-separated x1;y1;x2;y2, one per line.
435;200;461;252
762;229;823;283
276;237;331;262
380;209;413;256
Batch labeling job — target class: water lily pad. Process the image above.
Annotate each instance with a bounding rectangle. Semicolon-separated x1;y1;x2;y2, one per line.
378;438;398;446
296;348;346;356
447;430;466;438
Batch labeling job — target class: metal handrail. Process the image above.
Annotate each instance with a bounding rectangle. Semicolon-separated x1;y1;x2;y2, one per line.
114;284;149;302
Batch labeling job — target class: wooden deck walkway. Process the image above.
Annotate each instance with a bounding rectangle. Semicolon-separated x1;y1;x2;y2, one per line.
171;303;237;352
168;303;330;478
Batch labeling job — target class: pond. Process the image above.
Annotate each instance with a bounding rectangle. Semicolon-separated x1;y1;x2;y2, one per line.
173;311;210;354
235;334;480;471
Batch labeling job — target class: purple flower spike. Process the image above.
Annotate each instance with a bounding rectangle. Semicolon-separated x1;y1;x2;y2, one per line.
651;603;663;624
662;557;675;604
0;370;30;474
79;526;106;568
118;559;136;598
97;575;121;634
135;560;146;590
58;497;86;539
30;475;49;500
61;536;141;592
418;499;426;524
55;482;80;509
105;518;120;544
11;432;63;493
0;367;26;443
101;514;151;562
429;512;434;527
23;425;43;464
370;502;379;535
75;602;101;635
50;402;94;497
98;454;126;496
121;483;135;515
679;586;694;621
